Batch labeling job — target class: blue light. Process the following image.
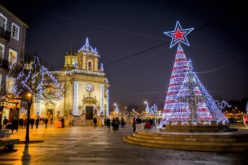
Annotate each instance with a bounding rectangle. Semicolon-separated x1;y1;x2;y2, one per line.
13;56;63;100
163;21;194;48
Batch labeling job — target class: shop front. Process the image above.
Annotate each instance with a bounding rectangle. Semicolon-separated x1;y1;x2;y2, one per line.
0;100;20;128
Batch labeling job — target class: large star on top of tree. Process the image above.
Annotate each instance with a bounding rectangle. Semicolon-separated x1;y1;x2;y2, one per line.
164;21;194;48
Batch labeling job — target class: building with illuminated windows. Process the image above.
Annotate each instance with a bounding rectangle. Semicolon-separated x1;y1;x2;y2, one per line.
0;4;28;127
35;38;110;126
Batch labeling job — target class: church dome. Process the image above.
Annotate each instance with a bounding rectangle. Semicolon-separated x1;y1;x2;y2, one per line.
78;37;98;54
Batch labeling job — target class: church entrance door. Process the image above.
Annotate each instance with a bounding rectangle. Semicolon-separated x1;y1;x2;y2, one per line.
86;106;93;120
47;109;54;124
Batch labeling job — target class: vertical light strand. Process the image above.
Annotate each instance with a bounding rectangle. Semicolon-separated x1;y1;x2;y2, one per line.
73;81;78;115
100;84;104;114
106;89;109;117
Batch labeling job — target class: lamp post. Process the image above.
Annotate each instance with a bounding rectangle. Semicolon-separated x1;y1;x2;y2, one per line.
25;92;32;143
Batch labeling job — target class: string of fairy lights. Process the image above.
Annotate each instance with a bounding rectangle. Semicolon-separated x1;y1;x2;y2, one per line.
13;56;63;100
160;21;228;125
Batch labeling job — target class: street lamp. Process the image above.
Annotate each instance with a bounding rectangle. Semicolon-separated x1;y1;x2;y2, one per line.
26;93;32;98
25;92;32;143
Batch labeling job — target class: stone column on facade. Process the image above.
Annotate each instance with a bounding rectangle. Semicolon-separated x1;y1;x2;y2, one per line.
94;58;98;72
83;55;86;70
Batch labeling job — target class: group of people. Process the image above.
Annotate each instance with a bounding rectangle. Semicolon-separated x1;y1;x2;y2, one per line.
1;116;51;133
103;116;157;134
54;117;65;128
3;117;19;133
104;117;126;133
2;115;158;134
132;117;158;133
144;118;156;129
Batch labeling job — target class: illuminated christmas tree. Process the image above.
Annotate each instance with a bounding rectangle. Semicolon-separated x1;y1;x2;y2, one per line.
170;59;226;123
161;44;190;123
161;21;227;126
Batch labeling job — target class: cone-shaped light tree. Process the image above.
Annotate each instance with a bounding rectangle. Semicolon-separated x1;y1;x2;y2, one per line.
161;21;227;126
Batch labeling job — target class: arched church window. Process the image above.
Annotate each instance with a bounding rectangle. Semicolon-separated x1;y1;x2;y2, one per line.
87;60;93;71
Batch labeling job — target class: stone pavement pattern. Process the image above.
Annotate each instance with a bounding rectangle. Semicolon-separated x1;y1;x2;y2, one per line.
0;126;246;165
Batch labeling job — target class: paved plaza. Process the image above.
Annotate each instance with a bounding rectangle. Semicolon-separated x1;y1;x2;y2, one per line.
0;125;247;165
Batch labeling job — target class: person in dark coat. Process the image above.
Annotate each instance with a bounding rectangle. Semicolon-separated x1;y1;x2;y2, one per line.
2;116;8;130
93;118;97;127
112;118;117;133
35;117;40;129
44;118;48;128
132;117;136;133
60;117;65;128
116;117;120;132
106;118;111;128
30;118;35;129
11;118;18;133
121;117;125;128
106;118;111;132
149;118;153;127
19;118;24;129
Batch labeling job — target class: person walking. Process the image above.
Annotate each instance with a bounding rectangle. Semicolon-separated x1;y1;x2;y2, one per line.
30;118;35;129
11;118;18;133
132;117;136;133
121;117;125;128
2;116;8;130
35;117;40;129
149;118;153;128
116;117;120;132
19;118;24;129
44;118;48;128
60;117;65;128
112;118;117;133
93;118;97;127
106;118;111;132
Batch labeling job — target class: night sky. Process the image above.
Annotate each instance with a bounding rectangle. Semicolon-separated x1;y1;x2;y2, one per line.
1;0;248;107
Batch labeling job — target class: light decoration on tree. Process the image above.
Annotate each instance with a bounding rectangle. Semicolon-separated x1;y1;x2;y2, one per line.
161;44;190;125
193;73;228;123
13;56;63;101
170;60;228;123
161;21;228;125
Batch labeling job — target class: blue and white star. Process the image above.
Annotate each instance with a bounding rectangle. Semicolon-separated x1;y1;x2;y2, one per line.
164;21;194;48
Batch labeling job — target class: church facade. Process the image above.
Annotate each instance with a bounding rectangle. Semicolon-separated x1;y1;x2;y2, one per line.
35;38;110;126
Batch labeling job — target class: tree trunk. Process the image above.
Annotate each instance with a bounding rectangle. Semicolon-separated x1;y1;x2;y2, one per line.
25;102;32;143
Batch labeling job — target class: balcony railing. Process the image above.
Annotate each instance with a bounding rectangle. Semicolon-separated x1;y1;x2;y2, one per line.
0;26;11;41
